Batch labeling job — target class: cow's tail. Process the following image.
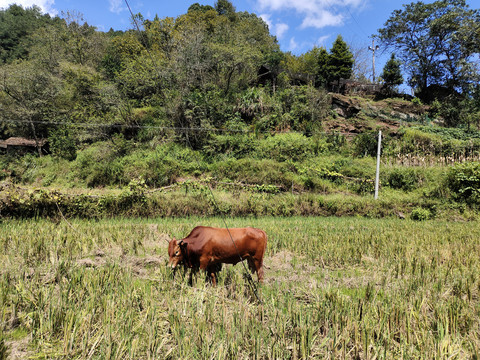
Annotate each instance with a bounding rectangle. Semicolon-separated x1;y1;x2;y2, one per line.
260;229;268;255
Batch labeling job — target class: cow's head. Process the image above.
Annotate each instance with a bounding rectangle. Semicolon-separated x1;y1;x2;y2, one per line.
168;238;186;269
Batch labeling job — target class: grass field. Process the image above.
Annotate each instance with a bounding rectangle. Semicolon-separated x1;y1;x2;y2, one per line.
1;216;479;359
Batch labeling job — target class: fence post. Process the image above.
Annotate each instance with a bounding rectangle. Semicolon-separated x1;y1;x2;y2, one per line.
374;130;382;200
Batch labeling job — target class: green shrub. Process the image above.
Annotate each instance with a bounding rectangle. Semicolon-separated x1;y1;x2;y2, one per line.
278;85;330;134
400;128;443;155
203;134;256;159
73;143;128;187
325;132;347;152
410;207;431;221
412;126;480;141
353;131;379;157
0;329;8;360
49;127;77;161
255;133;317;162
411;97;423;106
386;168;419;191
445;162;480;205
328;157;376;180
210;158;297;190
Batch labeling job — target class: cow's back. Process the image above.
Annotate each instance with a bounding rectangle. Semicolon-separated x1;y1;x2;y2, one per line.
185;226;266;262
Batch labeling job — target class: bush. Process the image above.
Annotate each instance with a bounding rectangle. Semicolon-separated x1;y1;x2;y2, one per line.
445;162;480;205
386;168;419;191
278;85;330;134
210;158;297;190
73;143;128;187
49;127;77;161
203;134;256;159
353;131;380;157
410;207;431;221
400;128;442;155
255;133;318;162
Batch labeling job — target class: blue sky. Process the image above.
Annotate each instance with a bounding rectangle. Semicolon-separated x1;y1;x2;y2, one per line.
0;0;474;86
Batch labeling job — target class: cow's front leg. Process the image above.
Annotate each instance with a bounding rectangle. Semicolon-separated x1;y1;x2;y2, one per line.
199;257;215;286
205;265;217;286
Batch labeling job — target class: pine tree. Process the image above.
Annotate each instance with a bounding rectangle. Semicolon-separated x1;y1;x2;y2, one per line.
316;47;330;88
381;53;403;93
328;35;354;84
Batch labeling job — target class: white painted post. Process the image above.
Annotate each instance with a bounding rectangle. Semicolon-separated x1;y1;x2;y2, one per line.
374;130;382;200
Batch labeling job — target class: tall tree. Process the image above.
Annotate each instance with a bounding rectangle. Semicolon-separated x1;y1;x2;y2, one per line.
0;4;61;63
215;0;236;21
0;60;62;154
380;53;403;93
328;35;354;83
377;0;480;98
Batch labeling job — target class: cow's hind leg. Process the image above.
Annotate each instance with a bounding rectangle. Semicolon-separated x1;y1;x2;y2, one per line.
249;257;264;283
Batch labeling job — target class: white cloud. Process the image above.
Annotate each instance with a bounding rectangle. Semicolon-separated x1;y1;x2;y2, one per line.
260;13;272;29
301;11;343;29
0;0;57;15
289;37;298;51
275;22;289;39
315;34;330;46
109;0;125;14
257;0;367;30
260;14;289;39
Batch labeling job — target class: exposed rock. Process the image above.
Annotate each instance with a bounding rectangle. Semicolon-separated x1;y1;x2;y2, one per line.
330;93;362;118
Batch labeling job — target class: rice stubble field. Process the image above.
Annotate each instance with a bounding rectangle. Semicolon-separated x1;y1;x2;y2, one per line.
0;216;479;359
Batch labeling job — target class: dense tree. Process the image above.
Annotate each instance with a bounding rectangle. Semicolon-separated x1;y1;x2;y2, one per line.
377;0;480;98
62;11;108;67
0;4;62;63
0;60;63;153
188;3;214;13
380;54;403;93
215;0;236;20
328;35;354;84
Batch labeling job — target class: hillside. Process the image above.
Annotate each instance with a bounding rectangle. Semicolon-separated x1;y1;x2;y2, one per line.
1;92;479;221
1;2;479;220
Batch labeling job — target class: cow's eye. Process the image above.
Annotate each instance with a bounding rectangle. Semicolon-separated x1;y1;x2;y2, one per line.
175;251;179;256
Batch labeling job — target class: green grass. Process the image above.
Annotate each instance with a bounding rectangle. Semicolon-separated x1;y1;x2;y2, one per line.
1;217;479;358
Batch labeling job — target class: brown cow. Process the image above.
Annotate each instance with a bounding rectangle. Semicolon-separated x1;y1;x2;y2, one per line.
168;226;267;285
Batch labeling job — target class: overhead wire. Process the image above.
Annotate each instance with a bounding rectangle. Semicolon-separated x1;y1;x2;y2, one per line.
1;118;250;133
344;2;370;38
321;0;370;39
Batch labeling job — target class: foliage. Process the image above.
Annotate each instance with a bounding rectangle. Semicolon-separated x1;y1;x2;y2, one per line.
353;131;380;157
386;167;419;191
0;330;7;360
282;38;354;89
410;207;431;220
445;162;480;205
380;53;403;92
412;126;480;141
377;0;480;98
203;133;255;159
430;92;480;129
278;85;330;134
255;133;318;162
48;126;77;161
328;35;354;83
0;4;62;63
1;3;480;221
